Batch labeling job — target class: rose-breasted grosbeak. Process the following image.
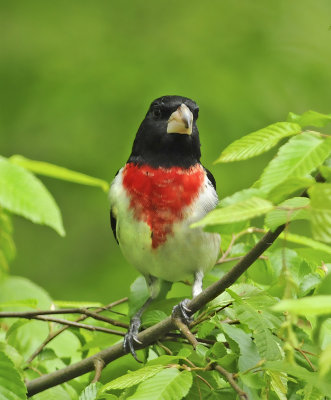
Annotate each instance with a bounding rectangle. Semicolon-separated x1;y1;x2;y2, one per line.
109;95;220;359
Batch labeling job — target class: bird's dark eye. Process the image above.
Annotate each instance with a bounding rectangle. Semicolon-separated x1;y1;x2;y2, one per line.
193;108;199;120
152;107;161;119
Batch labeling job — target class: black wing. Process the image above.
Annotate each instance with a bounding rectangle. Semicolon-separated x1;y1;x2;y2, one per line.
110;169;119;244
110;208;118;244
204;167;216;191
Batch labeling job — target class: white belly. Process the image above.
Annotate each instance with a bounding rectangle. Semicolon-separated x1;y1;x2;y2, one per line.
109;168;220;282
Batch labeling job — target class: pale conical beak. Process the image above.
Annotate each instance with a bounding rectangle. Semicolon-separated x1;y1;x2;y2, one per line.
167;103;193;135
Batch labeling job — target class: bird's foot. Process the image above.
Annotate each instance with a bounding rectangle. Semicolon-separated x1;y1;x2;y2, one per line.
171;299;193;325
123;316;143;362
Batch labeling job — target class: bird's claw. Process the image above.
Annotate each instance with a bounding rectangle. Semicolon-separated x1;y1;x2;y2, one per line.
123;319;143;362
172;299;193;325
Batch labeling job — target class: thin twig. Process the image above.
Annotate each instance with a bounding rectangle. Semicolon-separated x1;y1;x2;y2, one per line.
24;298;128;364
172;317;199;349
91;358;105;383
295;347;316;371
156;341;173;355
213;363;248;400
216;227;266;265
196;374;214;390
31;315;125;336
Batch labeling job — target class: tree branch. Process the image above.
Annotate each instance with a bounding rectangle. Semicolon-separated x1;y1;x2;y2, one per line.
0;308;129;329
26;224;284;396
212;363;248;400
24;297;127;364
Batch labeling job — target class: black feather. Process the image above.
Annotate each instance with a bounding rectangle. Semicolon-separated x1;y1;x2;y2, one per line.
110;169;120;244
110;208;118;244
204;167;216;191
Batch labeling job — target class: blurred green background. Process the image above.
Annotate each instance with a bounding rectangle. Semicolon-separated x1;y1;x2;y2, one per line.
1;0;330;303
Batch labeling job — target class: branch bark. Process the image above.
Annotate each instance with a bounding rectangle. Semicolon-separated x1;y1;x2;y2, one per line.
26;224;284;396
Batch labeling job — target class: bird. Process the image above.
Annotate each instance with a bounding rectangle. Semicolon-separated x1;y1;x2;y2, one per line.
109;95;220;360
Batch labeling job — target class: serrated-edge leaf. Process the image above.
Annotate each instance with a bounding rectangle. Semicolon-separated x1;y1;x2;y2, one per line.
10;155;109;193
0;156;65;236
192;197;273;227
267;176;315;204
308;183;331;243
220;188;267;206
259;133;331;193
127;369;193;400
267;370;287;400
79;382;102;400
229;291;282;361
265;197;310;231
272;295;331;316
266;361;331;397
277;232;331;255
215;122;301;162
287;110;331;128
0;351;27;400
102;365;165;391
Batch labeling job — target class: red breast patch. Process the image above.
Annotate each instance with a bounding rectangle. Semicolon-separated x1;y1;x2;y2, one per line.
122;163;204;249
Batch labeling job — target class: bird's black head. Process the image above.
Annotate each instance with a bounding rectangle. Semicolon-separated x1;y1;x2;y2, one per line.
128;95;201;168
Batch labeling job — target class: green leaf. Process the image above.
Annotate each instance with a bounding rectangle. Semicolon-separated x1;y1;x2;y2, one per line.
277;232;331;255
146;355;186;366
10;155;109;193
267;176;315;203
0;299;38;309
272;295;331;316
141;310;168;327
265;197;310;231
317;272;331;295
0;210;15;274
267;370;287;400
0;156;65;236
287;110;331;128
102;365;165;391
126;369;193;400
192;197;273;227
266;360;331;397
128;277;149;318
79;382;103;400
221;324;260;371
220;188;267;206
229;291;282;361
247;259;275;286
319;343;331;377
308;183;331;243
259;133;331;193
215;122;301;163
0;342;23;368
0;351;27;400
30;386;72;400
320;165;331;182
0;276;53;357
300;385;324;400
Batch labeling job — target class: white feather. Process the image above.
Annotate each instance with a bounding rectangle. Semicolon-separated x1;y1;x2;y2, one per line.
109;168;220;282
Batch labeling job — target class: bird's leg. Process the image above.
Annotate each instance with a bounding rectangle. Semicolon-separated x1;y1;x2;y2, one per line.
171;270;204;325
123;275;163;361
123;295;153;362
192;270;204;298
